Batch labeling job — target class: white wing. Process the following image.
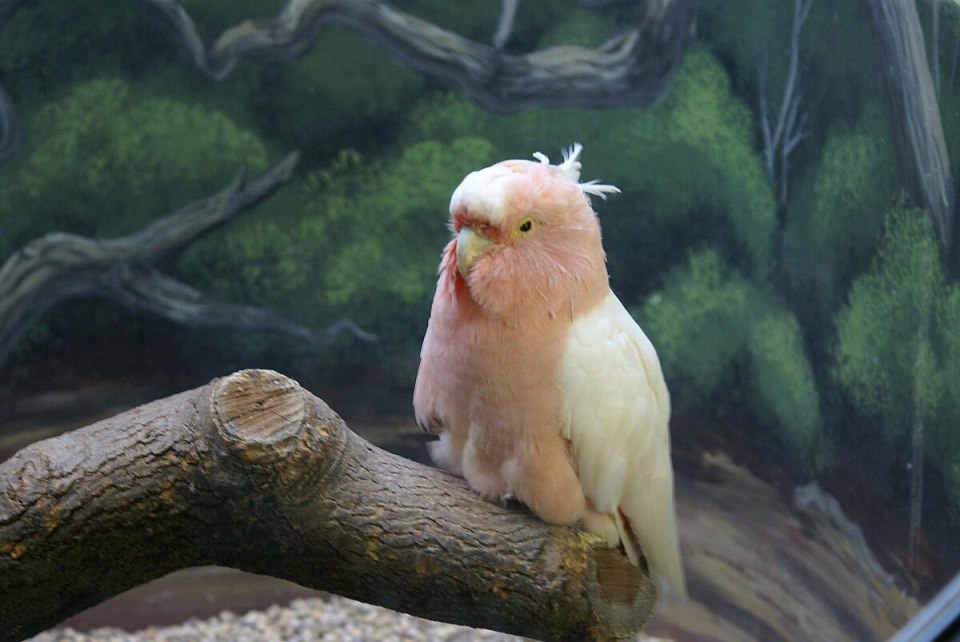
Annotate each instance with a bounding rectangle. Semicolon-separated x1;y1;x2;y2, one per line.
558;290;687;599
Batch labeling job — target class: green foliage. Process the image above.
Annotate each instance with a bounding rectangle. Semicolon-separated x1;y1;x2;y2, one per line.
252;29;424;158
176;0;288;35
400;48;776;282
307;139;493;316
925;271;960;518
608;48;776;274
936;289;960;446
783;102;898;322
177;137;497;381
801;1;885;127
699;0;794;86
834;205;944;441
701;0;880;133
0;1;154;99
396;0;571;48
641;249;753;403
535;10;619;48
0;78;270;256
641;248;826;470
748;312;827;471
834;204;960;513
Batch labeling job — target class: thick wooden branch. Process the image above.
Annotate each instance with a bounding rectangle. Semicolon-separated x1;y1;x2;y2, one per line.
0;369;655;642
867;0;956;270
141;0;695;113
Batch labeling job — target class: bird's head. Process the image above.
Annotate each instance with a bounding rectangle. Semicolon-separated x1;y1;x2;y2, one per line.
445;144;619;318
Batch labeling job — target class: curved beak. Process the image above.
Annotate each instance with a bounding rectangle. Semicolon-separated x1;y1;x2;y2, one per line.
456;227;493;279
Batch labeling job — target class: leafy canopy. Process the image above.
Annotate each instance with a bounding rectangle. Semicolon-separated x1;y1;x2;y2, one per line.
177;137;496;381
0;78;270;257
641;249;825;470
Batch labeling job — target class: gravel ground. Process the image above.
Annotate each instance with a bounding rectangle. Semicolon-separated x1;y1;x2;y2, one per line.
29;596;669;642
29;596;524;642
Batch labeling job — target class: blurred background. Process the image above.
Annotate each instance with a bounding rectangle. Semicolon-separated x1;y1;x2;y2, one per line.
1;0;958;640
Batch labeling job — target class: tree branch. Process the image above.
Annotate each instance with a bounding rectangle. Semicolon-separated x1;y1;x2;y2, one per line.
140;0;695;113
491;0;519;50
0;152;373;369
756;0;810;205
0;369;655;642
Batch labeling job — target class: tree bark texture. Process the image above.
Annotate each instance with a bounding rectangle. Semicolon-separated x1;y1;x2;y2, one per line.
142;0;695;113
0;369;655;642
0;153;372;370
867;0;956;269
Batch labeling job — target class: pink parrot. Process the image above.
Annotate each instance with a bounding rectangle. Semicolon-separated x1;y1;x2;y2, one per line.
413;144;686;600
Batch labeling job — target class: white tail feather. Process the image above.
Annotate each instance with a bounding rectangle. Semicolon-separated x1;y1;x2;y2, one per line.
621;475;688;605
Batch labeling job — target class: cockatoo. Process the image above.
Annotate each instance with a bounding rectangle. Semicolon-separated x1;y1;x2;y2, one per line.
413;144;686;600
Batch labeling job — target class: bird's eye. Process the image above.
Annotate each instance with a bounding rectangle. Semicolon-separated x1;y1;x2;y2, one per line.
515;217;536;236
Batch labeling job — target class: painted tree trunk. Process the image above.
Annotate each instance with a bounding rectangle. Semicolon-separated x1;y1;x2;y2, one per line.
867;0;956;272
867;0;957;563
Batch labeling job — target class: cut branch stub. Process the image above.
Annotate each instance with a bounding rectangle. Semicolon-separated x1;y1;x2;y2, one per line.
215;369;305;450
0;369;655;642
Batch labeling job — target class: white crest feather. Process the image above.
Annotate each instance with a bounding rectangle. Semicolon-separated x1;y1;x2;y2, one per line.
531;143;621;200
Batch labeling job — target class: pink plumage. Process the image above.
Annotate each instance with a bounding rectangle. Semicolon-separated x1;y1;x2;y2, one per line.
414;145;686;600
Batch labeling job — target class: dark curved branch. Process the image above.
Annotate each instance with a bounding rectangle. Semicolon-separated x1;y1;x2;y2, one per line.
0;152;287;365
117;153;298;260
316;317;379;345
101;264;375;349
0;153;375;368
0;369;654;642
140;0;696;113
